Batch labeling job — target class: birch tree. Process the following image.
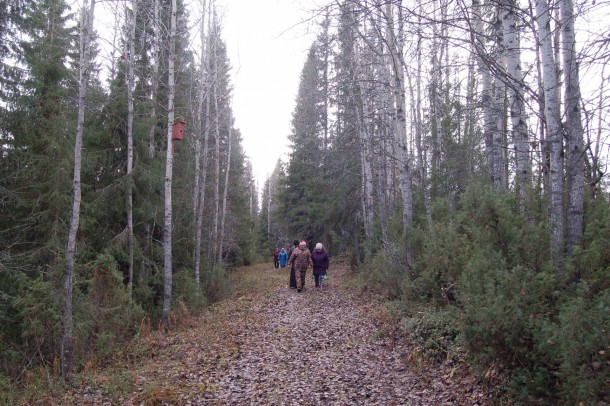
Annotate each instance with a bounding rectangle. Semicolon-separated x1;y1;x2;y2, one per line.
62;0;96;379
126;0;137;299
560;0;585;254
384;2;414;263
501;0;531;207
194;0;210;294
210;16;221;266
162;0;177;331
148;0;160;158
492;4;507;190
218;109;233;264
535;0;565;265
472;0;496;184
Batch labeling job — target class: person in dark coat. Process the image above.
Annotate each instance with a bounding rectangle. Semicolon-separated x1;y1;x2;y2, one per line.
288;239;299;289
273;249;280;269
288;240;313;292
311;242;329;288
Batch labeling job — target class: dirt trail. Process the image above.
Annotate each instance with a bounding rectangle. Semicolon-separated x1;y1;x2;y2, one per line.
58;263;486;405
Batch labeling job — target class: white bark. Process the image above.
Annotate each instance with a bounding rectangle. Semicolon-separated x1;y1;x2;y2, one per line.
536;0;565;265
492;5;507;190
561;0;584;254
62;0;96;380
194;0;210;294
126;0;137;300
384;2;413;265
473;0;495;184
501;0;530;206
162;0;177;330
148;0;160;158
415;22;430;225
217;109;232;264
210;19;220;266
192;0;207;223
352;36;374;245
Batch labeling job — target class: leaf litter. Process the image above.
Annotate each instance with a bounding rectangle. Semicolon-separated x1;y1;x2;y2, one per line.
51;262;487;405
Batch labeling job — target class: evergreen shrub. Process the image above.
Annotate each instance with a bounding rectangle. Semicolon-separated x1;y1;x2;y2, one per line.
409;222;464;305
73;254;145;369
173;268;207;312
457;186;609;404
359;243;406;299
400;307;461;363
380;185;610;403
204;264;231;303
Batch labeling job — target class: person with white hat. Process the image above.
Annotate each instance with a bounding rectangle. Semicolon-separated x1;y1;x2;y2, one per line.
311;242;329;288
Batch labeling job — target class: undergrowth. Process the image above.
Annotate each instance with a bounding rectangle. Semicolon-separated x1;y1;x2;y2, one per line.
355;185;610;405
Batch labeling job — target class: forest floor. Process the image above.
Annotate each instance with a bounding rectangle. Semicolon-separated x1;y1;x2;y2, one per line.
47;262;488;405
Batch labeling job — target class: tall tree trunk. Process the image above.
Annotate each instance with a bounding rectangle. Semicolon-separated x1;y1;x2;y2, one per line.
192;0;208;222
217;109;232;264
529;0;550;193
465;53;477;179
430;14;442;194
536;0;565;266
385;2;414;266
501;0;530;207
588;66;605;197
62;0;96;380
210;22;221;267
148;0;160;158
126;0;137;300
162;0;177;331
352;37;374;248
415;26;430;225
492;5;507;190
561;0;584;255
194;0;209;295
473;0;495;184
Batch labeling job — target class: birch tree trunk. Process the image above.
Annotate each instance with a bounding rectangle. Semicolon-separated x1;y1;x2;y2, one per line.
217;109;232;264
192;0;207;223
162;0;177;331
210;21;221;267
536;0;565;266
529;0;550;193
194;0;209;294
560;0;584;255
492;6;507;190
148;0;160;158
62;0;95;380
501;0;530;207
385;2;413;265
351;35;374;247
473;0;496;184
588;66;605;197
126;0;137;300
415;21;431;225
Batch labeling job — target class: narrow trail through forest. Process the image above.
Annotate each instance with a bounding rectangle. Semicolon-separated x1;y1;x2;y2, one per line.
58;262;487;405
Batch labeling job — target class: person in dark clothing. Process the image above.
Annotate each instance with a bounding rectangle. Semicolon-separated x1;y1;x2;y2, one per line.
288;239;299;289
273;249;280;269
311;242;330;288
288;240;312;292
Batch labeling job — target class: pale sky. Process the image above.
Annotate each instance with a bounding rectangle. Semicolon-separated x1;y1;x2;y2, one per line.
95;0;318;187
218;0;317;186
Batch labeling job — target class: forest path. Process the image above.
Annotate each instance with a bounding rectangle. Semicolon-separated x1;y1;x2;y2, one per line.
60;262;486;405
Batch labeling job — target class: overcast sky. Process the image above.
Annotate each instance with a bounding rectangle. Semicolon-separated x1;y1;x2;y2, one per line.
96;0;318;187
217;0;317;186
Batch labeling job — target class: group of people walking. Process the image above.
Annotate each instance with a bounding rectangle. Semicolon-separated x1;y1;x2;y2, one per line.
273;240;329;292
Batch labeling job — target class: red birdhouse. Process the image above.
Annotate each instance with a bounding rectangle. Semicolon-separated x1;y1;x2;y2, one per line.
172;119;186;141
